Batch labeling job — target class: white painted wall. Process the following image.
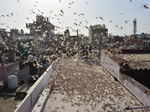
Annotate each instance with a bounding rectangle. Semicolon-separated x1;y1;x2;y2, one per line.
124;78;150;106
101;51;120;79
101;51;150;106
15;60;57;112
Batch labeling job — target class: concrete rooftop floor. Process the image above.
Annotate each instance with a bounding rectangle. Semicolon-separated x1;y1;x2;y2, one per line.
43;58;144;112
0;96;18;112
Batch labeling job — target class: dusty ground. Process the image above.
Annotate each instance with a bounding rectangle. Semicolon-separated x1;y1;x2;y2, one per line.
43;58;145;112
0;97;18;112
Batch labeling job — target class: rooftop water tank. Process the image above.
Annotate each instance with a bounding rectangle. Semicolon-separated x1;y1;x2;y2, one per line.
8;75;18;90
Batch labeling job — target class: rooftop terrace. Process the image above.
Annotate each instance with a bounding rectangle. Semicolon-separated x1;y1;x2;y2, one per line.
43;58;143;112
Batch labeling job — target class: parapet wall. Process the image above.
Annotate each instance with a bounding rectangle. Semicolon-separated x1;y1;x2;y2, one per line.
123;77;150;106
121;49;150;54
101;51;150;106
14;60;58;112
101;51;120;80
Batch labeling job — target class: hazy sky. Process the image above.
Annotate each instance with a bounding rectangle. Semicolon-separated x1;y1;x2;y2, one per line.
0;0;150;35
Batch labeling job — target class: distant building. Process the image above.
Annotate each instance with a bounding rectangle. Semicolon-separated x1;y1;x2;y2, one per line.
17;34;34;42
89;24;108;59
10;29;19;42
26;15;55;35
140;33;150;49
0;28;6;32
0;29;18;62
89;24;108;48
127;33;150;49
26;15;55;55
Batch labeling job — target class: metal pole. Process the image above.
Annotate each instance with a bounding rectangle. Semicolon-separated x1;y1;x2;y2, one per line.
125;106;150;111
77;29;78;37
